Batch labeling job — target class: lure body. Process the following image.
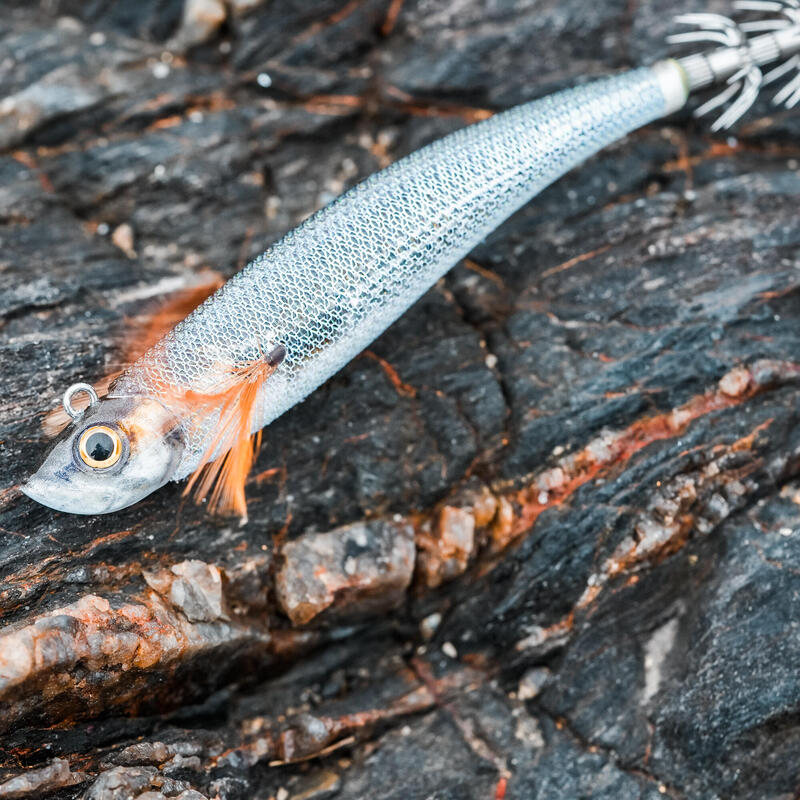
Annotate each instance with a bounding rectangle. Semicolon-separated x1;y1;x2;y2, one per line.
117;68;670;480
22;3;800;514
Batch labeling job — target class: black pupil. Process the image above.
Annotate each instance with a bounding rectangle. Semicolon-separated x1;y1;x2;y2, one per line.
86;431;114;462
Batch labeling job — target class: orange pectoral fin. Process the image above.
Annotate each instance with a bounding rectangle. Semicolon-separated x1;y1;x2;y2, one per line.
182;349;285;521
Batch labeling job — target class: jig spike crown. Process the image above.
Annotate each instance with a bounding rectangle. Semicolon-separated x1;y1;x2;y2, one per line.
669;0;800;129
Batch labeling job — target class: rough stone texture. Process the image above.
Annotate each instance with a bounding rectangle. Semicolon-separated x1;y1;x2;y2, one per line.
416;505;477;588
0;758;85;799
1;1;800;798
143;560;227;623
276;520;416;624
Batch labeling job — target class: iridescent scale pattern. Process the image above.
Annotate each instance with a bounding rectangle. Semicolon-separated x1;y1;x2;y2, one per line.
114;68;667;479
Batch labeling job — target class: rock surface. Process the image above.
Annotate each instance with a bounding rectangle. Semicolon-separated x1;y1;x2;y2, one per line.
1;1;800;798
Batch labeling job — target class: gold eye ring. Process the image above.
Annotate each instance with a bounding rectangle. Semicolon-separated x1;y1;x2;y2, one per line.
78;425;123;469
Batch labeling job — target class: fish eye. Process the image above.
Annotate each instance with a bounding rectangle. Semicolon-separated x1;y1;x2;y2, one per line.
77;425;124;469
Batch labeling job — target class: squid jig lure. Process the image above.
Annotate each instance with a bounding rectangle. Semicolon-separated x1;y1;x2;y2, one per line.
23;1;800;518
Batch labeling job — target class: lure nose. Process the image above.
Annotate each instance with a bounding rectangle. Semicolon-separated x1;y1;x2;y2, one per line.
21;470;125;515
23;394;186;515
21;473;86;514
20;474;60;511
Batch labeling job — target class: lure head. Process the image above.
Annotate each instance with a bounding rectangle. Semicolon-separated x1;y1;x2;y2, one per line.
22;394;184;515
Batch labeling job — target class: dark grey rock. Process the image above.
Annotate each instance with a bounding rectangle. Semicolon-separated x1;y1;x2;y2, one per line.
1;1;799;798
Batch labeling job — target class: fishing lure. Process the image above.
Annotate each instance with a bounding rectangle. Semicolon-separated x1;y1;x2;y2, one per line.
23;2;800;518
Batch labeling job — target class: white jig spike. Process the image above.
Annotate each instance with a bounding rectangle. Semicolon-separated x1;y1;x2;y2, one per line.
667;30;736;45
694;81;742;118
735;0;788;12
673;12;747;44
713;67;763;128
763;53;800;85
774;70;800;104
740;19;792;31
727;65;754;83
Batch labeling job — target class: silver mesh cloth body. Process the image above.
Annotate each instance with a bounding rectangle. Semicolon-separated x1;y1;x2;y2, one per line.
113;67;668;480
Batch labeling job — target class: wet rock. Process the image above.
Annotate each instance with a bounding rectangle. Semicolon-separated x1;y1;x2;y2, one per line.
144;560;227;622
416;505;476;588
0;758;85;798
278;713;335;762
107;741;204;768
1;0;800;798
81;766;158;800
276;520;416;625
648;491;800;798
290;770;341;800
0;591;269;730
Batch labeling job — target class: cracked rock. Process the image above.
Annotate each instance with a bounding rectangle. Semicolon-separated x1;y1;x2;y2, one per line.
144;560;227;622
276;520;416;624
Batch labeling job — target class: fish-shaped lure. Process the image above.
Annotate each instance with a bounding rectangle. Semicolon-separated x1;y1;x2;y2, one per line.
24;2;800;517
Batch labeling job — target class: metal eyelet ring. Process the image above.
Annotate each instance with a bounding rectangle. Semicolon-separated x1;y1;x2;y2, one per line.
62;383;100;421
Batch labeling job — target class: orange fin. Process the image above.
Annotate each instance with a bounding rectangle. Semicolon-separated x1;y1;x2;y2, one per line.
42;271;224;438
182;346;286;521
121;270;225;363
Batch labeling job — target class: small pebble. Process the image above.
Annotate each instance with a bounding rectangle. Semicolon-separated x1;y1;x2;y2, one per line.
442;641;458;659
642;276;667;291
111;223;136;258
718;366;750;398
420;612;442;641
517;667;550;700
